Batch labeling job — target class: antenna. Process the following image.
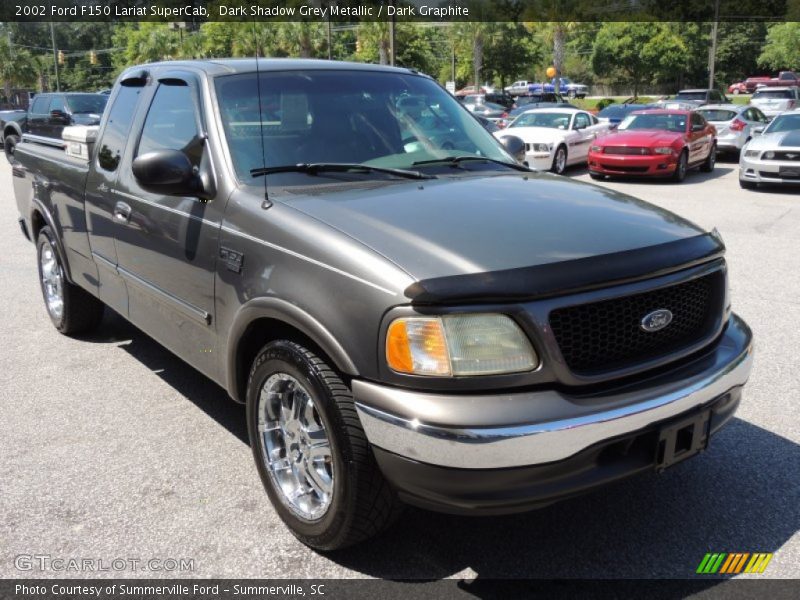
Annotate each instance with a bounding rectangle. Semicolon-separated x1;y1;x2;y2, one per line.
252;19;271;209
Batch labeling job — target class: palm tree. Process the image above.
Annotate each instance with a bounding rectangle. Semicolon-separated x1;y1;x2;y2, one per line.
356;22;391;64
277;23;326;58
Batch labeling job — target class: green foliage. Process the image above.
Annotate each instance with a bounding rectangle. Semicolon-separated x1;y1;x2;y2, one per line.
592;23;687;95
759;23;800;72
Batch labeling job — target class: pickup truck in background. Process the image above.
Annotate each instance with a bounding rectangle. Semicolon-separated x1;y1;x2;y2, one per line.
6;92;108;159
744;71;799;92
12;59;753;550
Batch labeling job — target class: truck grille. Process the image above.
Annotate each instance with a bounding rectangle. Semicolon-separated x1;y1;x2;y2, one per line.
549;271;724;374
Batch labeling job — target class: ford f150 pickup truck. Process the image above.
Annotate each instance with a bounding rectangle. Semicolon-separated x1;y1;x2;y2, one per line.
12;59;753;551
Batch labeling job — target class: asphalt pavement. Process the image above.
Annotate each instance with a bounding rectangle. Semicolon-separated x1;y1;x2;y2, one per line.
0;156;798;581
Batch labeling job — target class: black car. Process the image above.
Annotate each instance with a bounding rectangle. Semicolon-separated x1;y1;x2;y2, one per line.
23;92;108;143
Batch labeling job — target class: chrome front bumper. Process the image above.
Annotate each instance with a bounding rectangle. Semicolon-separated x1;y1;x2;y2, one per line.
355;314;753;470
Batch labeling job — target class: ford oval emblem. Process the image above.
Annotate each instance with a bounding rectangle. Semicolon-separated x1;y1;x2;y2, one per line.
641;309;673;332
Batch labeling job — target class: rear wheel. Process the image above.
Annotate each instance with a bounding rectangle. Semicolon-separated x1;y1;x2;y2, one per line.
36;226;104;334
4;133;19;163
552;145;568;174
246;340;401;550
701;143;716;172
672;150;688;182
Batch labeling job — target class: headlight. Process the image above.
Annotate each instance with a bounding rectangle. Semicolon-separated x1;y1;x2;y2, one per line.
590;145;603;152
531;143;551;152
386;314;538;376
744;150;760;158
653;147;673;154
764;150;775;159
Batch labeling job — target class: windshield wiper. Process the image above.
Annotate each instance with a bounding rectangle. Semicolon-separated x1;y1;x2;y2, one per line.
250;163;434;180
412;155;531;172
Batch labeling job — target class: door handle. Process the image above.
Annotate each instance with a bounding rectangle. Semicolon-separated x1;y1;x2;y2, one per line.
113;201;132;223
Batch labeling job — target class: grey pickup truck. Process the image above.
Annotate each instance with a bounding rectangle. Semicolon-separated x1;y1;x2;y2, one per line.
12;59;753;550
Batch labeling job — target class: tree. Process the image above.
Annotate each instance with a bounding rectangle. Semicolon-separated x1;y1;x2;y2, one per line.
484;23;541;88
759;23;800;72
356;22;391;65
276;22;327;59
0;37;37;100
592;23;687;96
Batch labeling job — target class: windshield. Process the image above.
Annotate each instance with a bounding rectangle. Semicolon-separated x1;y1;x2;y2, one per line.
618;113;687;132
66;94;107;114
764;113;800;134
753;89;793;99
215;70;511;184
697;109;737;122
510;112;571;129
676;91;707;101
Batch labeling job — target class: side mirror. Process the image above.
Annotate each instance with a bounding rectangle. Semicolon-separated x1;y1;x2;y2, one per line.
499;135;526;163
50;109;68;122
132;149;205;198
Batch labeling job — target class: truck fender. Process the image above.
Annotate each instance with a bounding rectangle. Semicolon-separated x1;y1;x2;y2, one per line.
226;297;359;403
30;197;74;284
4;121;23;139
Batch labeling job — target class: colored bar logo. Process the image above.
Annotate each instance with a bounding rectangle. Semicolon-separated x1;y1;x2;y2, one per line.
696;552;773;574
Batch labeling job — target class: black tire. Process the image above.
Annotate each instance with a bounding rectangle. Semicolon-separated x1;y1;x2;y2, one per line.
36;226;104;335
672;150;688;182
246;340;402;550
739;179;757;190
589;172;604;180
700;143;716;172
551;145;568;174
4;133;20;164
567;90;577;99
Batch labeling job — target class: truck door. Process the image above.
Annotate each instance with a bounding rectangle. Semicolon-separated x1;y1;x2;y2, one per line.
111;72;221;376
45;94;68;140
85;74;147;315
27;95;49;137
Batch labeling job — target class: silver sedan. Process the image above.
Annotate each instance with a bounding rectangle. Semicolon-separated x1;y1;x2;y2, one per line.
696;104;769;154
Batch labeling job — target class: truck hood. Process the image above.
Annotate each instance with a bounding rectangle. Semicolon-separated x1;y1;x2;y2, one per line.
281;173;709;285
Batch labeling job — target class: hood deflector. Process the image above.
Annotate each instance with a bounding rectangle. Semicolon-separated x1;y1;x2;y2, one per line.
404;233;724;305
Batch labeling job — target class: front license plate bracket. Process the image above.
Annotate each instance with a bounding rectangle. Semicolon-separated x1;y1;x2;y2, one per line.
655;409;711;471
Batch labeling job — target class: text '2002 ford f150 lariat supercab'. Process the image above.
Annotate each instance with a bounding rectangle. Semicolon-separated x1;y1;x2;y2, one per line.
12;59;753;550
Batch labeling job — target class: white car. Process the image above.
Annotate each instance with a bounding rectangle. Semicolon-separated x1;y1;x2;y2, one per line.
494;108;611;174
739;111;800;188
696;104;768;154
750;87;800;120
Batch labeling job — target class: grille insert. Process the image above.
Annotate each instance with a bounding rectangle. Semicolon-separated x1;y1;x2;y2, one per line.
549;272;723;374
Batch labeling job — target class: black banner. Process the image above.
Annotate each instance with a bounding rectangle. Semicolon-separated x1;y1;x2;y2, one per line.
1;0;797;23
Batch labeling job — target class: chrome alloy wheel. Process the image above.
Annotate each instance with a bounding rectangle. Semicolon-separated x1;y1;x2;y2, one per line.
258;373;334;521
40;245;64;320
554;147;566;173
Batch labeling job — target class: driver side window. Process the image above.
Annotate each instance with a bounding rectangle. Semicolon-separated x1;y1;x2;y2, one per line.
137;83;203;169
573;113;590;129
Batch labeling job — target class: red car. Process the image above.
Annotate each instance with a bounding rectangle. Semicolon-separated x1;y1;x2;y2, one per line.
728;82;748;95
588;110;716;182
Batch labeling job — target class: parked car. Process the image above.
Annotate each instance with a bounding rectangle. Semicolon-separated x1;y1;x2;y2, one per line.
454;85;486;97
750;87;800;120
21;92;108;148
527;82;556;94
463;100;507;124
497;93;577;128
1;109;28;161
746;70;799;90
12;59;752;551
475;114;500;133
695;104;768;154
588;109;717;181
727;82;749;95
739;111;800;188
596;103;659;126
495;108;611;173
673;89;728;106
552;77;589;99
461;92;514;110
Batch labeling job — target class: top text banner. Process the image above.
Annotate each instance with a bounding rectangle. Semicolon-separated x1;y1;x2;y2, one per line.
3;0;797;23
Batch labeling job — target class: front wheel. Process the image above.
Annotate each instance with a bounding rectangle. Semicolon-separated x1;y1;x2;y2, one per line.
551;145;568;174
246;340;401;550
589;172;604;180
700;143;716;172
733;88;741;95
4;134;20;163
37;226;104;334
739;179;757;190
672;150;688;182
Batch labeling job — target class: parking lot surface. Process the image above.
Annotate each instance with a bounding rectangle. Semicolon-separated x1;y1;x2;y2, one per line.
1;157;798;580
